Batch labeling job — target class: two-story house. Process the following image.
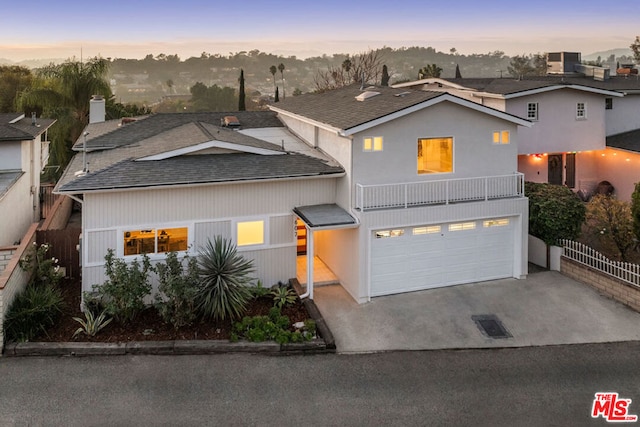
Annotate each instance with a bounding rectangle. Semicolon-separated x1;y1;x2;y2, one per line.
56;86;530;303
0;113;55;246
394;53;640;200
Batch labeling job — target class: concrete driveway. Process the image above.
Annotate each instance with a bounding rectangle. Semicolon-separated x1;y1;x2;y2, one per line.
313;270;640;353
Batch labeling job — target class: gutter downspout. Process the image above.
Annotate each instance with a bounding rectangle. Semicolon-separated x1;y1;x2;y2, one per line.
299;224;314;299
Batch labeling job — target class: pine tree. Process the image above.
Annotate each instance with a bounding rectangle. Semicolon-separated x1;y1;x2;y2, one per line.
238;69;246;111
274;86;279;102
455;64;462;79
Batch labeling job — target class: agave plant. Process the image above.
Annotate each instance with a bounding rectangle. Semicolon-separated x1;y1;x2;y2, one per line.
271;286;297;309
72;310;113;338
196;236;254;321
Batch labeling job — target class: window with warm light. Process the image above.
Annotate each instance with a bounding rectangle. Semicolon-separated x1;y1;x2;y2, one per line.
418;137;453;174
123;227;188;256
375;229;404;238
483;218;510;228
236;220;265;246
449;222;476;231
576;102;587;119
364;136;383;152
413;226;441;235
492;131;510;145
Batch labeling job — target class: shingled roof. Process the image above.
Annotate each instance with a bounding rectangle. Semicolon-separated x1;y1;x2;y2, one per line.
72;111;284;151
0;114;55;142
607;129;640;153
56;110;343;194
270;84;444;131
58;153;343;192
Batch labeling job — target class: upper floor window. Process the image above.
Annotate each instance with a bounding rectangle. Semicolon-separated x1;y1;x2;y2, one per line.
363;136;383;152
492;131;510;145
124;227;188;256
576;102;587;120
418;137;453;174
527;103;538;121
605;98;613;110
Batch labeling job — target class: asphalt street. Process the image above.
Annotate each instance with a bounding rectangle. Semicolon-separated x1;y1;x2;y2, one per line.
2;342;640;426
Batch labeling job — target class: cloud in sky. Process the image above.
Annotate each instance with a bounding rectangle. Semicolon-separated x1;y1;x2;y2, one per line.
1;0;638;61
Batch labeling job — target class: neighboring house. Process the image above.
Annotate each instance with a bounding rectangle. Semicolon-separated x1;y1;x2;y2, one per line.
0;113;55;246
56;85;532;304
394;55;640;200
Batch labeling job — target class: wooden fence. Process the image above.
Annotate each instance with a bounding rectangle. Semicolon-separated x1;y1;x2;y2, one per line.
560;239;640;288
40;183;60;219
36;228;81;279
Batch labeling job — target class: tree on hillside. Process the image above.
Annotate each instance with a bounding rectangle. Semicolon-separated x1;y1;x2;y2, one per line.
532;53;548;76
190;82;237;112
418;64;442;79
18;57;112;171
238;69;246;111
507;55;534;78
631;36;640;62
0;65;33;113
314;50;384;93
269;65;277;96
455;64;462;79
274;86;279;102
277;63;285;99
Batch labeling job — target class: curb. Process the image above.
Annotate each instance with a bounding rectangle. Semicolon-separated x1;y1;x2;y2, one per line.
2;294;336;357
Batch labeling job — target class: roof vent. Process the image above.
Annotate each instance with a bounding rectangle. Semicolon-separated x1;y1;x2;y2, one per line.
394;92;412;97
355;91;381;102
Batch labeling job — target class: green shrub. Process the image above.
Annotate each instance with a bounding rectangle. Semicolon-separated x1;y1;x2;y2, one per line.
525;181;586;245
631;182;640;242
72;310;113;338
3;284;65;342
250;280;270;298
195;236;254;321
19;242;63;287
271;285;297;309
92;249;152;323
586;194;635;261
231;307;313;344
154;251;199;329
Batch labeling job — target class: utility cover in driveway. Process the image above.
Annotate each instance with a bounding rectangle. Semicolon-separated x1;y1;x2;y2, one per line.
472;314;512;339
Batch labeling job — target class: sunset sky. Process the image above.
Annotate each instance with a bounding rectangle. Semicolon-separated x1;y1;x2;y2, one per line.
1;0;638;61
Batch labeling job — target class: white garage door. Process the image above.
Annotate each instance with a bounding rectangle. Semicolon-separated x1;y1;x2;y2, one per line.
370;218;515;297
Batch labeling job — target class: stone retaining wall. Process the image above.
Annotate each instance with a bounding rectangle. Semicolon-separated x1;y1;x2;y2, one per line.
561;257;640;312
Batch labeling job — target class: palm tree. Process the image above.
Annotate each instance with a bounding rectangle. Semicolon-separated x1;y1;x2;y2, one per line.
269;65;277;97
417;64;443;79
18;57;112;169
277;63;285;99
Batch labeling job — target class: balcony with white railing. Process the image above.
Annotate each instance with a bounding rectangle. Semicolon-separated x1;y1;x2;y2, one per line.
355;173;525;211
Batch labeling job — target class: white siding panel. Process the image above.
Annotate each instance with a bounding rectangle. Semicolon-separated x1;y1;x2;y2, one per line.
194;221;231;250
270;215;295;245
87;230;117;264
0;174;32;246
241;246;296;287
84;179;337;230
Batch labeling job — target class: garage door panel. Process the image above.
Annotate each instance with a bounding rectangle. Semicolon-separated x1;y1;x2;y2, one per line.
370;217;516;296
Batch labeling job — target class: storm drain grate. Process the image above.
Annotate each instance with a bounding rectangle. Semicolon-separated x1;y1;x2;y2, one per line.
472;315;512;339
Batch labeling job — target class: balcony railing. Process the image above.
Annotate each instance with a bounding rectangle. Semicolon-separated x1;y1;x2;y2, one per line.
355;173;525;211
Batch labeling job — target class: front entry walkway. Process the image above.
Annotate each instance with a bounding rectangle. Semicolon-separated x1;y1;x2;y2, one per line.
313;271;640;353
296;255;339;286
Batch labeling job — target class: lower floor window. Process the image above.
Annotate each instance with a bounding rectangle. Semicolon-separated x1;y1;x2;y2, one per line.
124;227;188;255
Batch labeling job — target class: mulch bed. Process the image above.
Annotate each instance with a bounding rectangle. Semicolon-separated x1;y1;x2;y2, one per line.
36;279;311;343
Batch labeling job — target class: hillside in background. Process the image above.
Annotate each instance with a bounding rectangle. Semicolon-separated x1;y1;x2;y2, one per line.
2;45;636;105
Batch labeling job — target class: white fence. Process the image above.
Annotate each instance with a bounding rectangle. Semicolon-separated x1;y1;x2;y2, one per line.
356;173;524;211
560;239;640;288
